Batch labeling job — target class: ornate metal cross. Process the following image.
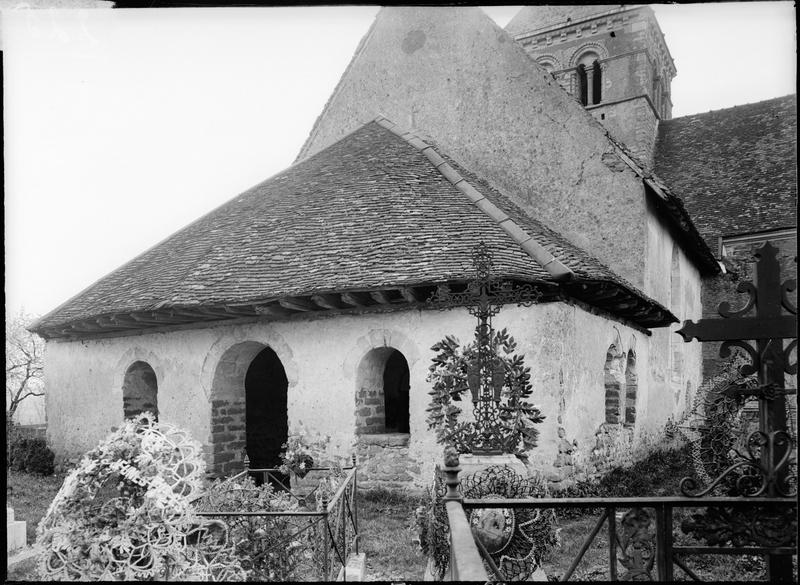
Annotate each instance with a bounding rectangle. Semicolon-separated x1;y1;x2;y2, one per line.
429;242;541;453
677;242;797;498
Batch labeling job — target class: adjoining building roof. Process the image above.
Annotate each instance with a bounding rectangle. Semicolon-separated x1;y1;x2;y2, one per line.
32;119;676;340
655;94;798;252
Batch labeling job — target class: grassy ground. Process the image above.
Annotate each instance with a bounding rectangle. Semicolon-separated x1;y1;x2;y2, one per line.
358;487;428;581
6;469;66;582
6;469;65;542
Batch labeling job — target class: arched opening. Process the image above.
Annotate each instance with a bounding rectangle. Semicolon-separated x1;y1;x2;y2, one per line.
245;347;289;472
356;347;410;434
209;342;288;481
624;351;637;425
604;345;624;424
383;350;410;433
122;361;158;420
576;64;588;106
592;60;602;104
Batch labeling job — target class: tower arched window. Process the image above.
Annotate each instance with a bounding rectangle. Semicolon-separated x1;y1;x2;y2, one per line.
592;60;602;104
575;51;601;106
576;64;588;106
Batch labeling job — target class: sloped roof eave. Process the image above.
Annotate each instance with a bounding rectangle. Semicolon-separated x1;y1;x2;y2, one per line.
33;119;679;340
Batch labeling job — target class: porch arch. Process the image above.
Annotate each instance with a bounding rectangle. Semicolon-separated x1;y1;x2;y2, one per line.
209;340;289;477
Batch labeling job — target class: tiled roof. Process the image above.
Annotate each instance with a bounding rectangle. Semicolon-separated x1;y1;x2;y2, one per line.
654;94;797;251
32;120;675;338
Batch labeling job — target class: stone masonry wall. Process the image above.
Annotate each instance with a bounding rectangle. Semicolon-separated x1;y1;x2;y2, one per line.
209;398;246;478
356;433;418;489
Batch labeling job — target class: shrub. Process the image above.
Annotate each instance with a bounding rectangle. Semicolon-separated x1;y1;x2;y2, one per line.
8;436;55;476
551;444;697;519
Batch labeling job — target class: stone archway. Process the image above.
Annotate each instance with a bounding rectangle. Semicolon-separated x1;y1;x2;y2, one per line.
209;341;288;478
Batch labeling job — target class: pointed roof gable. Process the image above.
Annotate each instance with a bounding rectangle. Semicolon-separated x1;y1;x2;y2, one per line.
32;119;675;340
294;7;717;287
504;5;626;37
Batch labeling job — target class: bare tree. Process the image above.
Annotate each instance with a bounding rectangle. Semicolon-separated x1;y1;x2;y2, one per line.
6;312;45;422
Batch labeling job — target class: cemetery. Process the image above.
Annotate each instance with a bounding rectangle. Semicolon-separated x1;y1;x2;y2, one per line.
7;240;797;581
5;4;797;583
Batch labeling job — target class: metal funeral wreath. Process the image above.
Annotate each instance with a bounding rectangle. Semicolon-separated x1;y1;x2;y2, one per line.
426;242;545;457
35;413;244;582
419;464;556;581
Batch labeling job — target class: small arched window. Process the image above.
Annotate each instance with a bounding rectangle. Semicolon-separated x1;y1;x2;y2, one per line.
624;351;637;425
592;60;602;104
356;347;410;435
604;345;624;424
122;361;158;420
576;64;588;106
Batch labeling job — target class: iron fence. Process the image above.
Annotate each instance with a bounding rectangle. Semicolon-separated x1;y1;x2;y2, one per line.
195;465;359;581
461;495;797;581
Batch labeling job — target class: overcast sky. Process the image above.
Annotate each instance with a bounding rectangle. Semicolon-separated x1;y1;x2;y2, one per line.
3;3;796;321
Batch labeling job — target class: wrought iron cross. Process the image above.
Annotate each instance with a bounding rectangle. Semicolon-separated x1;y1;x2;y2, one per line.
677;242;797;498
429;242;541;453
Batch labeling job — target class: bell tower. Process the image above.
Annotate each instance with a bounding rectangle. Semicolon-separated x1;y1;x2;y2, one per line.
506;5;676;166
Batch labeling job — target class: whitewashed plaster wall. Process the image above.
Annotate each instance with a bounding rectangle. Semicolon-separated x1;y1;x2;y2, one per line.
644;200;704;422
44;298;686;487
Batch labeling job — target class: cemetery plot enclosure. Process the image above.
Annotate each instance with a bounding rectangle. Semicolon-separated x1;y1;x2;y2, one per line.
195;464;360;581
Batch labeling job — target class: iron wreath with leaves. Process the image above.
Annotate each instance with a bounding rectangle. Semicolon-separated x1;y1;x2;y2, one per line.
425;328;545;459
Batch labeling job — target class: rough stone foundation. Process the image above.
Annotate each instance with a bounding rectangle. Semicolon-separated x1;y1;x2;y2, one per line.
356;433;418;488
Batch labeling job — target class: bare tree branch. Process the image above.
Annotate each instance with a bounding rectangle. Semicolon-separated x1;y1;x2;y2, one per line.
6;311;46;421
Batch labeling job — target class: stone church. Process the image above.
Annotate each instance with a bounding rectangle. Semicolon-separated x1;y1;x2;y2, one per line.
31;6;796;489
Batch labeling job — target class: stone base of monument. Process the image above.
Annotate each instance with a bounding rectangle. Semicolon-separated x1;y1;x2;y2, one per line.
457;453;528;479
7;508;27;554
336;552;365;581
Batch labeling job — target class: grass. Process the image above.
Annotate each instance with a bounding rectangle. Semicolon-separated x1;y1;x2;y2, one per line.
357;487;428;581
6;469;65;543
6;469;66;582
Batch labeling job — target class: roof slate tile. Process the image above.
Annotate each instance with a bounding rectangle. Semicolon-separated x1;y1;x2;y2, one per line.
654;94;797;250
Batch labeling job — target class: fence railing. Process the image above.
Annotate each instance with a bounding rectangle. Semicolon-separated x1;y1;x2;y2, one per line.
438;455;796;582
195;464;359;581
461;495;797;581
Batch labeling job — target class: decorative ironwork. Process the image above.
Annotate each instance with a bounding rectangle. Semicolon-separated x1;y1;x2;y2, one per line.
721;381;796;401
680;430;796;498
195;465;359;582
428;242;541;454
460;465;556;581
676;242;797;499
676;242;797;581
616;507;655;581
682;504;798;549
